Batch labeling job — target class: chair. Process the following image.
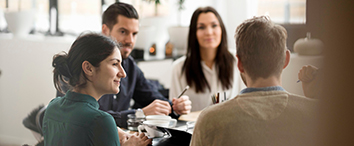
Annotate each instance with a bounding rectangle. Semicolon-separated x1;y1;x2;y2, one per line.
23;105;47;146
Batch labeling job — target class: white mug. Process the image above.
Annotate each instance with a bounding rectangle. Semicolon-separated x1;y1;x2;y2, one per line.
145;115;177;128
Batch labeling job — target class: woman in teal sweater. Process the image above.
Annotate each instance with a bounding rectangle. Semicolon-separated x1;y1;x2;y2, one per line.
43;33;151;146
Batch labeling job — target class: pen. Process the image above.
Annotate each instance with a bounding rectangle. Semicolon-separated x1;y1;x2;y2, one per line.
173;85;189;115
177;85;189;98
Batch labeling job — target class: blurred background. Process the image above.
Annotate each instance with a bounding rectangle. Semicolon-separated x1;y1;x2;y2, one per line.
0;0;309;52
3;0;352;146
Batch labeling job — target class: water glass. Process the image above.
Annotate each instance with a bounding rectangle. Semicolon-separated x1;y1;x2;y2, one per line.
127;114;145;131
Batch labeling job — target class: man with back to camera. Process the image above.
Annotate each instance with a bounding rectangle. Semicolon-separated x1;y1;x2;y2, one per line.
99;2;191;129
190;16;318;146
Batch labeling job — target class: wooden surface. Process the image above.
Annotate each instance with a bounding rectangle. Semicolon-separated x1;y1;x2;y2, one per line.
178;111;201;122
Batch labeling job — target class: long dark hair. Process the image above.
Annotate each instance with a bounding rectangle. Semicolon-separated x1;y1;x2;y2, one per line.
182;6;235;93
52;33;118;94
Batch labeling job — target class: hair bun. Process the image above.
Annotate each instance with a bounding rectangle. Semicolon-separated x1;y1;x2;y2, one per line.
52;54;73;78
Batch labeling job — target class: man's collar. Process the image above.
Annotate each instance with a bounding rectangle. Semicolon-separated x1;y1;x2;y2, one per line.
240;86;285;94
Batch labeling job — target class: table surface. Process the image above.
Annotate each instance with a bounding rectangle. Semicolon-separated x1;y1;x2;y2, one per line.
178;111;201;122
125;111;201;145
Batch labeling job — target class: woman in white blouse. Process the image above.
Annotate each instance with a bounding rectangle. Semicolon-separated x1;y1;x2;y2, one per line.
169;6;245;111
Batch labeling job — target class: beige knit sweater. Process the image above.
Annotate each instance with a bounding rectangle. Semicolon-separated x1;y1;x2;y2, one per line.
190;91;318;146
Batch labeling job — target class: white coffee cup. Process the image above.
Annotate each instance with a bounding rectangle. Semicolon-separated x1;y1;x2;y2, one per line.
145;115;177;128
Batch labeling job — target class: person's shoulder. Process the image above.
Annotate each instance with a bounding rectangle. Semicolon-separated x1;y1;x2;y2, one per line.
286;92;319;120
90;109;117;130
123;56;142;73
95;110;114;120
85;103;113;117
172;56;186;69
46;96;63;108
172;56;186;66
286;92;318;109
288;92;318;102
45;98;58;115
50;96;62;102
198;101;233;121
125;56;137;65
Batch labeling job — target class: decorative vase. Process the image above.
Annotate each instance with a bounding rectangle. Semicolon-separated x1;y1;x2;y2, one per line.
294;32;324;56
4;9;35;38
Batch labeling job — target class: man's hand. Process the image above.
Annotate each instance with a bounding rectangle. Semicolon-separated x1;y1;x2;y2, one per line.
298;65;318;83
172;95;192;115
298;65;322;98
142;99;171;115
121;132;152;146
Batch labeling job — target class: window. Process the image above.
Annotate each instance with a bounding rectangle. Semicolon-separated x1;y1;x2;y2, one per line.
0;0;33;11
257;0;306;24
58;0;101;34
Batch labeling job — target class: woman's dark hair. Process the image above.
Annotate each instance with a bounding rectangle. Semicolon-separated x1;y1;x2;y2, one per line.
52;33;118;94
182;6;235;93
102;2;139;30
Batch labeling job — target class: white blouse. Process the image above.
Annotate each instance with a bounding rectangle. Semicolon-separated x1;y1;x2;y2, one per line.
169;56;246;111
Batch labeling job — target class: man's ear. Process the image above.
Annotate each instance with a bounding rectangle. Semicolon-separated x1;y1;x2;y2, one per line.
283;50;291;69
102;24;110;36
236;55;245;73
82;61;94;76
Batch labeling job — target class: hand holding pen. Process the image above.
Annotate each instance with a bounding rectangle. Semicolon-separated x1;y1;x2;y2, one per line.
298;65;323;98
172;86;192;115
297;65;319;83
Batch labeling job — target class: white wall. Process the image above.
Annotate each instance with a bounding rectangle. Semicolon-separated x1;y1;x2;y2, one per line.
0;36;74;145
